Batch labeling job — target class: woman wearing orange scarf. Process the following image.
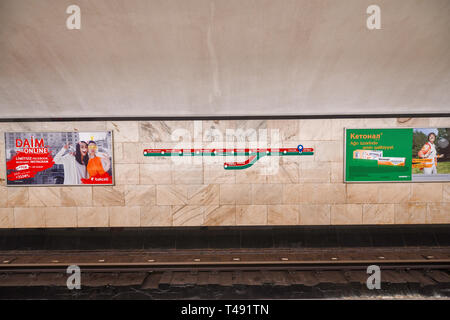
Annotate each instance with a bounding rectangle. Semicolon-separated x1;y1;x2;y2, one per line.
87;140;111;178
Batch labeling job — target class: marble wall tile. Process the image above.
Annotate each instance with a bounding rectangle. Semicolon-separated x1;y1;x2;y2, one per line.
267;120;299;142
301;184;346;204
109;206;141;227
267;162;299;184
0;186;8;206
444;184;450;202
172;205;204;226
252;184;283;205
426;203;450;223
204;205;236;226
346;184;379;203
394;203;427;224
363;204;395;224
377;184;411;203
77;207;109;227
93;186;125;206
140;163;172;184
203;163;236;184
298;119;333;141
171;163;204;184
156;185;188;205
7;187;28;207
114;163;140;185
107;121;139;142
14;207;45;228
29;187;61;207
236;205;267;225
282;184;301;204
267;205;298;225
410;183;443;202
331;204;363;225
396;117;430;127
61;187;93;207
299;204;330;225
0;208;14;228
220;184;252;205
314;141;343;162
299;161;330;183
45;207;77;228
187;184;219;205
125;185;155;207
140;206;172;226
139;121;198;142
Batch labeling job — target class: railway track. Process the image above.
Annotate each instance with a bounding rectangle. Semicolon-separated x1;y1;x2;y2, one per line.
0;247;449;299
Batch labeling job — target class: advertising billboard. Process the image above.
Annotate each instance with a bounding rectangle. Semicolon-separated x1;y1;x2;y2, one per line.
345;128;450;182
5;131;114;186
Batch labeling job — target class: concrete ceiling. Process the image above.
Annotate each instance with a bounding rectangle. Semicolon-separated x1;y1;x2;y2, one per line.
0;0;449;118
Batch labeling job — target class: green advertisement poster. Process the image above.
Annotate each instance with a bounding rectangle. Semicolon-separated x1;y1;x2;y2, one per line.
345;128;413;182
345;127;450;182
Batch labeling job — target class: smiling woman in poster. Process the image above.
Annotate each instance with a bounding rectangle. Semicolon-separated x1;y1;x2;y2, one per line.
418;133;444;174
53;142;89;184
86;140;111;179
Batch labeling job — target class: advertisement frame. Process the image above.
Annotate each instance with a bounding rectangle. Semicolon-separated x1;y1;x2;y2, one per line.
344;127;450;183
4;130;115;187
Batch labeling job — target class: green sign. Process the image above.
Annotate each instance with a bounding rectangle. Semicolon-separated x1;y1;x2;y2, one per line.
345;127;450;182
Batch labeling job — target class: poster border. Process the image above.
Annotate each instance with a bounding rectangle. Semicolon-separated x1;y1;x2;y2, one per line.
4;130;115;187
344;127;449;183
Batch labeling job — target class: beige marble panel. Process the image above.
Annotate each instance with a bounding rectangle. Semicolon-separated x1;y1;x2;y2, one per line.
299;161;330;183
331;204;363;225
114;163;140;185
394;203;427;224
172;205;204;226
235;167;269;184
236;205;267;225
139;121;197;142
171;163;204;184
220;184;252;205
109;206;141;227
396;117;430;127
444;184;450;202
115;142;139;164
203;163;236;184
140;206;172;226
61;187;93;207
93;186;125;206
7;187;29;207
301;184;346;204
282;184;301;204
429;118;450;127
299;204;330;225
267;162;299;184
330;119;366;141
77;207;109;227
29;187;62;207
330;162;344;183
363;118;397;128
0;186;7;206
410;183;443;202
315;141;343;162
0;208;14;228
267;119;299;142
139;163;172;184
346;184;379;203
377;184;411;203
252;184;283;205
202;120;237;142
363;204;395;224
298;119;333;141
426;203;450;224
125;185;155;207
107;121;139;142
268;205;298;225
45;207;77;228
156;185;188;205
14;207;45;228
204;205;236;226
187;184;219;205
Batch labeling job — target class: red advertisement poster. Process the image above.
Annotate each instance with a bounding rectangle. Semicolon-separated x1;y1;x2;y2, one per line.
5;132;114;186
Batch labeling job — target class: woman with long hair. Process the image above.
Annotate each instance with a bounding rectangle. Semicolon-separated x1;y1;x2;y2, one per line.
53;141;89;184
418;132;443;175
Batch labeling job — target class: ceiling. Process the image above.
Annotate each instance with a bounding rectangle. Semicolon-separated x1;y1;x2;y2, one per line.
0;0;449;118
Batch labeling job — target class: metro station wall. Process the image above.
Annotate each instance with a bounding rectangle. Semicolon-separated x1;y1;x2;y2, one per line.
0;117;449;228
